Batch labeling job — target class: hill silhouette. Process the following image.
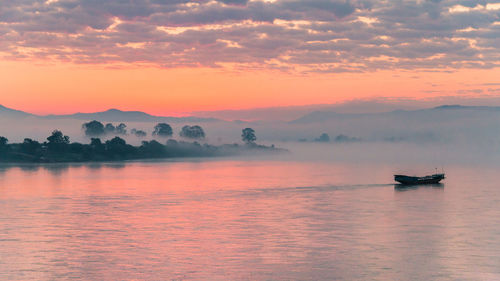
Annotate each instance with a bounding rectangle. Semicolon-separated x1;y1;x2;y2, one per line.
0;105;219;123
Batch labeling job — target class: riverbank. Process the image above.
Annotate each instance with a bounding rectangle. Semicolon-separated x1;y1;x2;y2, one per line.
0;135;286;163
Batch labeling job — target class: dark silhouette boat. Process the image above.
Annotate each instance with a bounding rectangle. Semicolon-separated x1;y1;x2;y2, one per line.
394;173;445;185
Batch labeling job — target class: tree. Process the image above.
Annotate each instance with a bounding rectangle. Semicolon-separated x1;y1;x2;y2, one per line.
69;142;85;154
315;133;330;142
21;138;41;154
0;136;8;154
153;123;173;137
180;125;205;139
131;129;147;138
0;136;7;146
105;136;130;156
241;128;257;144
140;140;165;157
104;123;116;134
90;138;105;155
82;120;105;137
106;136;126;147
46;130;70;152
166;139;178;146
90;138;103;147
116;123;127;135
334;134;359;143
47;130;70;144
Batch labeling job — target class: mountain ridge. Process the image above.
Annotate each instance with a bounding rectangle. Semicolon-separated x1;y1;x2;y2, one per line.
0;104;35;117
0;105;219;123
3;104;500;124
290;104;500;123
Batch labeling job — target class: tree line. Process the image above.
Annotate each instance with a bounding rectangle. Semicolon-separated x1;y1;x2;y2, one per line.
82;121;207;140
0;127;270;163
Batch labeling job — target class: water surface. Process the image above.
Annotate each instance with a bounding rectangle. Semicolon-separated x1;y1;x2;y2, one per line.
0;159;499;280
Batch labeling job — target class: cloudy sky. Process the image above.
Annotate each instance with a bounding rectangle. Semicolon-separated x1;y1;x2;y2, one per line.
0;0;499;114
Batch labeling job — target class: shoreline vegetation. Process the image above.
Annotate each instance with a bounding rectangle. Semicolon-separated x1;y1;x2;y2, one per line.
0;125;286;163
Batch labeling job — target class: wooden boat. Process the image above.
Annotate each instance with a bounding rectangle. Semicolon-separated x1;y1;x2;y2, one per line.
394;173;445;185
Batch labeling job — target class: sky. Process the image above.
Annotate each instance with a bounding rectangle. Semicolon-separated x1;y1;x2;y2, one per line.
0;0;499;115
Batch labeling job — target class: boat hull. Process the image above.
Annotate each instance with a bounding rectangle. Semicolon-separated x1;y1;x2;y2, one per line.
394;174;445;185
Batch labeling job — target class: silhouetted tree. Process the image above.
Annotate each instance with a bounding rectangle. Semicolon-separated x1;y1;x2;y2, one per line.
0;136;7;146
46;130;70;152
166;139;178;146
334;134;360;143
82;120;105;137
90;138;105;154
241;128;257;144
106;136;126;146
180;125;205;139
315;133;330;142
116;123;127;135
131;129;147;138
47;130;69;144
0;136;8;154
153;123;173;137
90;138;103;147
21;138;41;155
104;123;116;134
105;136;134;157
69;142;85;154
139;140;165;157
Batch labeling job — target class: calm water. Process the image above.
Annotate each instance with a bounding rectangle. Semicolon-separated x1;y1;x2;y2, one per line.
1;158;500;280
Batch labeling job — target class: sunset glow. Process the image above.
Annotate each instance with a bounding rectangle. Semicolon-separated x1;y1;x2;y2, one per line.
1;60;499;115
1;0;499;114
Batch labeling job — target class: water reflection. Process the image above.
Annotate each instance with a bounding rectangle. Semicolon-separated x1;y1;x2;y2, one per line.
19;164;41;173
86;162;126;170
43;163;72;175
394;183;445;191
0;161;498;280
0;162;126;174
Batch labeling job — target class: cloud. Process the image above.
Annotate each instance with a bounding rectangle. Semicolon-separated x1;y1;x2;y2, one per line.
0;0;498;72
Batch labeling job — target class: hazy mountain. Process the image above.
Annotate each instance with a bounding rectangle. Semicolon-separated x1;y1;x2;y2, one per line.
291;105;500;123
194;97;500;122
0;105;219;123
44;108;219;123
431;105;500;111
0;104;34;117
193;100;422;121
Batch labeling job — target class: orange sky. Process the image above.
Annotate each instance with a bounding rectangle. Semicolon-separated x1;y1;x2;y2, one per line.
1;60;499;116
1;1;499;115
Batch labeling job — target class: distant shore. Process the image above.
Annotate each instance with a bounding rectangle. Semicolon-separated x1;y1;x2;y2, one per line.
0;132;286;164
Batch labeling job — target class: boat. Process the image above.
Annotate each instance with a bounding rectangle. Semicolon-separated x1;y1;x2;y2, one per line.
394;173;445;185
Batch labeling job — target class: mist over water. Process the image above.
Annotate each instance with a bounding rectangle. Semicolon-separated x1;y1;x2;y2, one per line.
3;105;500;147
2;105;500;280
